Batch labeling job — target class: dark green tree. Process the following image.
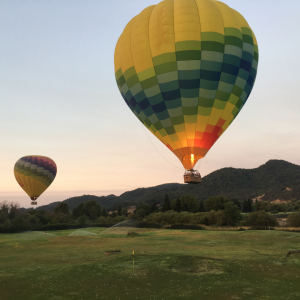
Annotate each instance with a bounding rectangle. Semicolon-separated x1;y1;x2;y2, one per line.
232;198;242;210
244;211;278;227
77;214;89;226
102;208;107;217
242;199;253;213
223;202;242;226
150;200;158;213
162;194;171;212
72;200;101;221
281;203;288;213
287;212;300;227
174;198;181;212
180;194;199;213
117;205;122;216
72;202;85;219
54;202;69;214
199;201;205;212
135;203;151;220
257;201;269;212
204;196;231;212
110;212;117;218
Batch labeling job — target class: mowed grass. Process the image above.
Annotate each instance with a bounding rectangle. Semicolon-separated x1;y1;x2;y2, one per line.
0;228;300;300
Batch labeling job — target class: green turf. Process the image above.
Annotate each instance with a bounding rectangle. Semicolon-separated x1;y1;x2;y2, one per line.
0;227;300;300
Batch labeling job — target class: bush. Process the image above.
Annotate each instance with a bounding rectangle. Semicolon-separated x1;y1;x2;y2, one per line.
242;211;278;228
145;211;194;225
287;212;300;227
198;211;225;226
145;210;241;227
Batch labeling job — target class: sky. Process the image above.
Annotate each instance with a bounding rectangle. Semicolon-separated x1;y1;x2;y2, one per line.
0;0;299;208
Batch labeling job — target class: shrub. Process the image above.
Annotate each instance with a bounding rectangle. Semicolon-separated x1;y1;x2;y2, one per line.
242;211;278;228
287;212;300;227
146;211;194;225
199;211;225;226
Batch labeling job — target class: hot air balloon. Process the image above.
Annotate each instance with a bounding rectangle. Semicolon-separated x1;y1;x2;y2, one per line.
114;0;258;183
14;155;57;205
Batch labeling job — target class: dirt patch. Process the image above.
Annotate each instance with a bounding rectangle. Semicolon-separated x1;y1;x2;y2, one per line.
164;256;224;275
105;250;121;256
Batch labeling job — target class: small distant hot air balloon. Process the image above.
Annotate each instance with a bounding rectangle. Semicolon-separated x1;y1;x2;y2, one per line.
114;0;258;183
14;155;57;205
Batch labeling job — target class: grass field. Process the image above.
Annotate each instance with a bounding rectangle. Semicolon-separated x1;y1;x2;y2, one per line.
0;227;300;300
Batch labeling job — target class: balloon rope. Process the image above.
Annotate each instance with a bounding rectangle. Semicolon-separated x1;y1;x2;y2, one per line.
141;125;184;171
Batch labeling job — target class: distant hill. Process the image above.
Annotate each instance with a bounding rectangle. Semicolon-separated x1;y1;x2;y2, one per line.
34;160;300;212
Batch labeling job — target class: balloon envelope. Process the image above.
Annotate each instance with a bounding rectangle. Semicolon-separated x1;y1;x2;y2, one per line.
14;155;57;201
114;0;258;169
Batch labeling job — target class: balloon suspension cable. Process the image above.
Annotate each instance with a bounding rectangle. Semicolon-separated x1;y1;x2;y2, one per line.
141;125;184;171
194;157;207;170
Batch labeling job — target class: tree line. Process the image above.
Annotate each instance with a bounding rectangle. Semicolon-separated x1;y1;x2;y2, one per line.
0;195;300;232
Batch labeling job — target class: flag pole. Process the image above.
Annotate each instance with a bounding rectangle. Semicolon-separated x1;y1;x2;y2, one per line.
132;250;134;271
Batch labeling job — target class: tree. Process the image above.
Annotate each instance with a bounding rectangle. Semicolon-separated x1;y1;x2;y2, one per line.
287;212;300;227
180;195;199;213
88;205;101;221
72;201;101;221
102;208;107;217
271;203;281;213
83;201;101;220
150;200;158;213
162;194;171;212
117;205;122;216
199;201;205;212
232;198;242;210
135;203;151;221
72;202;85;219
247;199;253;213
77;214;89;226
243;211;278;227
204;196;231;212
242;199;253;213
281;203;288;213
54;202;69;214
223;202;242;226
174;198;181;212
257;201;269;212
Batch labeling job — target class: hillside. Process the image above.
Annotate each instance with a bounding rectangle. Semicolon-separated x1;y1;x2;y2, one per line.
34;159;300;212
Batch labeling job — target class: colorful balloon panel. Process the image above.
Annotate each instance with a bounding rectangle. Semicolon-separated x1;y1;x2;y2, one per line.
114;0;258;169
14;155;57;200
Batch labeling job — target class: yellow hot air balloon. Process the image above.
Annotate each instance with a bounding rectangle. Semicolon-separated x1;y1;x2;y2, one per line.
14;155;57;205
114;0;258;183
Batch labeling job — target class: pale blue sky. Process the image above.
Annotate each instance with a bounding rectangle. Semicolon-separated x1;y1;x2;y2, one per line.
0;0;299;207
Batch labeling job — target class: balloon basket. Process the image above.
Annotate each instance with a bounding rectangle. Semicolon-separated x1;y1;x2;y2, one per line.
184;170;202;184
31;201;37;205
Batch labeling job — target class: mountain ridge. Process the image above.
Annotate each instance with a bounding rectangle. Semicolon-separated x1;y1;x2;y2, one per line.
32;159;300;212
